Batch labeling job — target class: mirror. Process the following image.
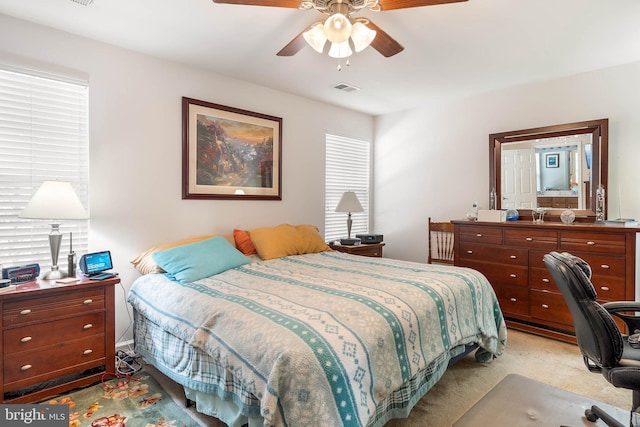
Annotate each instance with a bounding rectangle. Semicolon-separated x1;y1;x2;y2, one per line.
490;119;608;219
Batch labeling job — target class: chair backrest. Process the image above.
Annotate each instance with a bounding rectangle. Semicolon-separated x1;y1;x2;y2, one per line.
543;251;623;370
428;217;454;264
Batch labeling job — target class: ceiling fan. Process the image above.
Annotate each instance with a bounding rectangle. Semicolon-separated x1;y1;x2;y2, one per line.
212;0;468;59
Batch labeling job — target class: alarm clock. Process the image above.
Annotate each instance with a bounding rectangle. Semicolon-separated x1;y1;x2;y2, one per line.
2;263;41;284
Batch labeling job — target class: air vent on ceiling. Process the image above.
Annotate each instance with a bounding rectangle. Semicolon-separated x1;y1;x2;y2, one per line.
69;0;94;5
332;82;360;93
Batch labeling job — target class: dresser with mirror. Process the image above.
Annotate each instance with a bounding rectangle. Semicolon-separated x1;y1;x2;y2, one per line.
454;118;639;342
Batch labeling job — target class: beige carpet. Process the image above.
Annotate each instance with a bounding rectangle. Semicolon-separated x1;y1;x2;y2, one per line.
146;328;632;426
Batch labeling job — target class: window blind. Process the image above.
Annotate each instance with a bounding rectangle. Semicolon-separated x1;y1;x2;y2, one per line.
325;134;370;242
0;67;89;270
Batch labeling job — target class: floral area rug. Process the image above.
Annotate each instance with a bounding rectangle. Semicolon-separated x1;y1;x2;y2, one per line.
45;373;202;427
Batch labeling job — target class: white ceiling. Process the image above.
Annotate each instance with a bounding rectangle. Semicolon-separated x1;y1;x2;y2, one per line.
1;0;640;116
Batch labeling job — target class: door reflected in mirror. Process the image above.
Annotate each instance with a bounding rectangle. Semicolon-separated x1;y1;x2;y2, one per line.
490;119;608;219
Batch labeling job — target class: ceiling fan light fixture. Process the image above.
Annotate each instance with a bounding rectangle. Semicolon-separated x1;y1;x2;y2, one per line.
324;13;352;44
328;41;353;59
303;23;327;53
351;22;376;52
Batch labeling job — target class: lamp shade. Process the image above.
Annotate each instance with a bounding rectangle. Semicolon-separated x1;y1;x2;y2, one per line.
20;180;89;220
335;191;364;213
303;22;327;53
324;13;352;44
351;22;376;52
328;41;353;59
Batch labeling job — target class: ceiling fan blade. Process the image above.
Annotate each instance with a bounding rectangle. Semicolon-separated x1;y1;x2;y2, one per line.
277;25;315;56
378;0;467;11
365;21;404;57
212;0;300;8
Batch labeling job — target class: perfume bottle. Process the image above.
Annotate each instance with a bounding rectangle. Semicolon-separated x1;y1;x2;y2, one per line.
489;187;496;210
68;232;76;277
595;184;606;224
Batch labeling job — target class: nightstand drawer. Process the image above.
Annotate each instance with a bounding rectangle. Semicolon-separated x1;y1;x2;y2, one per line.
3;288;105;327
330;243;384;257
4;334;106;388
4;312;105;355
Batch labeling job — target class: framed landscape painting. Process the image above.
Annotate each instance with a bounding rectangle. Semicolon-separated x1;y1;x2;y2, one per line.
182;97;282;200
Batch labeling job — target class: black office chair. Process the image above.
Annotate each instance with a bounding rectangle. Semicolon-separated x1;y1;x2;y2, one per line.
544;251;640;427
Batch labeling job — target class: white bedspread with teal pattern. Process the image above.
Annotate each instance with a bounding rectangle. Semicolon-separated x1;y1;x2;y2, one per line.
128;252;506;427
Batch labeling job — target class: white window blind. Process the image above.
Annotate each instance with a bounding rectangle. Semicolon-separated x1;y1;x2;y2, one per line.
0;67;89;270
325;134;370;242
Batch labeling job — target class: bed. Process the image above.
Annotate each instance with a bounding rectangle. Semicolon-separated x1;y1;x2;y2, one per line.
127;227;507;427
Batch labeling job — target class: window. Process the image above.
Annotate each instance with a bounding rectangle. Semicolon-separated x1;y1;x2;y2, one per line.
325;134;370;242
0;66;89;269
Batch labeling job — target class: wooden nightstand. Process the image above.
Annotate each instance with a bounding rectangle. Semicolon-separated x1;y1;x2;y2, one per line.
0;276;118;403
330;242;385;257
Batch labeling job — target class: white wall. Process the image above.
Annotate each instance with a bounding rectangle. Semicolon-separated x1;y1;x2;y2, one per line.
0;14;374;341
374;61;640;262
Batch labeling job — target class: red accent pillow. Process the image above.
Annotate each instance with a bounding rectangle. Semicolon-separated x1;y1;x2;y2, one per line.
233;229;257;255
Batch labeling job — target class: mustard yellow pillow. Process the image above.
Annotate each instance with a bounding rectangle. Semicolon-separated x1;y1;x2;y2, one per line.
249;224;330;260
131;234;234;275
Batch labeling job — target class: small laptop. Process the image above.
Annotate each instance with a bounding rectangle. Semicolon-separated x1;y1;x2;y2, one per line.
79;250;117;280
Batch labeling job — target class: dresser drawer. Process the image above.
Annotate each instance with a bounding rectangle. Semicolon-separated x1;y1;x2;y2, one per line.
3;313;105;356
3;289;105;327
529;290;573;327
459;260;528;287
4;334;105;389
458;225;503;245
459;243;527;266
570;253;625;278
505;228;558;249
530;267;558;292
560;231;626;254
493;284;529;316
529;250;550;270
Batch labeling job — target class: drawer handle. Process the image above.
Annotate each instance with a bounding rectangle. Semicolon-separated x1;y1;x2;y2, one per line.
541;304;550;309
83;299;93;305
510;255;517;259
509;274;517;278
587;241;596;246
21;364;32;371
83;349;93;355
83;324;93;330
600;264;610;269
19;309;32;315
20;336;32;343
542;278;550;283
467;250;473;254
601;286;610;292
510;298;517;302
476;233;483;238
526;237;533;242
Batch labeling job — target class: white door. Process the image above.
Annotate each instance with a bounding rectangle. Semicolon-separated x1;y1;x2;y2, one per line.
502;149;536;208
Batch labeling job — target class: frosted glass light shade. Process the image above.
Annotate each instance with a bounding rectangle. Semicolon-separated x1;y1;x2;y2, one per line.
303;23;327;53
351;22;376;52
20;180;89;220
324;13;352;43
328;41;353;59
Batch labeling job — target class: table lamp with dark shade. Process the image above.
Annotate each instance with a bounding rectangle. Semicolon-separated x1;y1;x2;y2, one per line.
335;191;364;245
19;180;89;280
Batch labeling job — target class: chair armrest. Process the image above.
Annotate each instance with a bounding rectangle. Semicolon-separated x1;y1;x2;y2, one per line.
603;302;640;333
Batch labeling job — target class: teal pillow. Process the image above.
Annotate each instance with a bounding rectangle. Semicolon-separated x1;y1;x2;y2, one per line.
152;236;250;282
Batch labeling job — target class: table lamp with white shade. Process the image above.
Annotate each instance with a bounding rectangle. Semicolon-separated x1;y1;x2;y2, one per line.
19;180;89;280
335;191;364;246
